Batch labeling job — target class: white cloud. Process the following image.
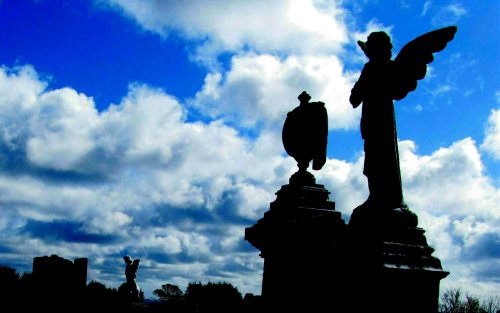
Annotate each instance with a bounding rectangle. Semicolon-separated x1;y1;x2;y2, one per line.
27;88;98;172
481;108;500;160
103;0;348;66
421;1;433;16
0;65;46;151
430;84;453;97
192;53;359;130
317;136;500;298
431;3;467;26
397;138;500;298
0;65;287;295
352;18;393;44
401;138;499;217
0;0;496;296
316;156;368;217
1;64;499;299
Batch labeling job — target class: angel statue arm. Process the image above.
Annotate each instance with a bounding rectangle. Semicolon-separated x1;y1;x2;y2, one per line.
349;64;368;109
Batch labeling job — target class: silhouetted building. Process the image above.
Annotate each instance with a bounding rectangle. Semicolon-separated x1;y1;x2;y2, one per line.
32;254;87;300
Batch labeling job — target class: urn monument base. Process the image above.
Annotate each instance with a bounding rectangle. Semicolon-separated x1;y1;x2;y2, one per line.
245;170;346;311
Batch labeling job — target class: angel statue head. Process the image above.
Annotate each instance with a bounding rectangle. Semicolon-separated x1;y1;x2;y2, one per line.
358;31;393;62
298;91;312;105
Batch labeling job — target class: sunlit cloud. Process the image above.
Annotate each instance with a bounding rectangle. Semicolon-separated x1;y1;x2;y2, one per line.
431;2;467;26
0;0;498;301
481;108;500;160
104;0;348;66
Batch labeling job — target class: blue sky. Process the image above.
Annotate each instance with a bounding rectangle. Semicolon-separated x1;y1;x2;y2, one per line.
0;0;499;299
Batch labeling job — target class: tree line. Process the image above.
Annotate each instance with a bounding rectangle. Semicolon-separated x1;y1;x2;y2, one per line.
0;264;498;312
439;288;500;313
0;264;253;312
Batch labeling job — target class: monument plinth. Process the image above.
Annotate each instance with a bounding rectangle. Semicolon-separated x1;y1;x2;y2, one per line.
246;92;346;310
344;203;449;313
245;169;346;311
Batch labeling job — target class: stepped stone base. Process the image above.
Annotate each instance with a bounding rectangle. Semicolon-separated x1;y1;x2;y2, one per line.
343;202;449;313
245;170;346;311
245;171;448;312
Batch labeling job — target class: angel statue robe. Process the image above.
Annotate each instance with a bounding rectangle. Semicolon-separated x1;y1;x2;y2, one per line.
350;60;404;209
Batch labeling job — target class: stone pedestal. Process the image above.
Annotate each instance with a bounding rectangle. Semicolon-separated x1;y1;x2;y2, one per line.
245;170;448;312
245;170;346;311
344;203;449;313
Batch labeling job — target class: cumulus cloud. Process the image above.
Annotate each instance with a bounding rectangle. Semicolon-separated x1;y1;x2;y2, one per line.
102;0;361;134
317;137;500;297
103;0;348;65
0;65;45;158
316;156;368;218
0;65;288;293
1;64;499;297
398;138;500;296
352;18;393;45
402;138;499;218
481;108;500;160
430;2;467;26
191;53;359;130
27;88;98;172
1;0;497;299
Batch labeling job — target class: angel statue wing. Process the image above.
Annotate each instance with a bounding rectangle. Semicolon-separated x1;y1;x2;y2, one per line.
392;26;457;100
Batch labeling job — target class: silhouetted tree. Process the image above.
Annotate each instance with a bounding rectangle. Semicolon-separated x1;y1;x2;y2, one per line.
482;297;500;313
441;288;463;313
83;280;149;312
184;281;242;313
19;272;34;296
439;288;500;313
86;280;118;303
0;264;20;281
0;265;21;305
153;283;184;303
464;294;481;313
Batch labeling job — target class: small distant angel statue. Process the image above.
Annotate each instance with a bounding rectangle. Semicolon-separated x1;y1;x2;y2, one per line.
350;26;457;210
124;255;141;301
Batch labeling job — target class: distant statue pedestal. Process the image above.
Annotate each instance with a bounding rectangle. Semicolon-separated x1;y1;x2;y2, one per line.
344;202;449;313
245;170;346;311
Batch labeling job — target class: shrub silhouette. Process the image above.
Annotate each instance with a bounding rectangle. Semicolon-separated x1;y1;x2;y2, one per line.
184;281;242;312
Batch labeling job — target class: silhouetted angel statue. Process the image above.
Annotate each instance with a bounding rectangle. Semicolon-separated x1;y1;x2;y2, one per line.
282;91;328;183
124;255;141;301
350;26;457;209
